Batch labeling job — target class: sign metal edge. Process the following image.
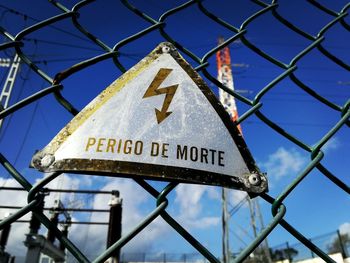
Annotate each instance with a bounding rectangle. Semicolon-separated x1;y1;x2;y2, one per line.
31;42;268;194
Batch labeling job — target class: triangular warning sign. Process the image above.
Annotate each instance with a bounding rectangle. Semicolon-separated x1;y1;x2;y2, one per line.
31;43;267;193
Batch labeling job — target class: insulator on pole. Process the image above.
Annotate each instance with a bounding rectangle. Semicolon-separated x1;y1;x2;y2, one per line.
59;224;69;252
29;198;44;234
47;212;59;244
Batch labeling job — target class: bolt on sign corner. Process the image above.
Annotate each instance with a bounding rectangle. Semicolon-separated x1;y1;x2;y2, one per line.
31;42;268;194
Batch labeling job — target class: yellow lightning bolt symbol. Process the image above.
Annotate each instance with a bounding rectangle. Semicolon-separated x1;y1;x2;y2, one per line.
143;68;179;124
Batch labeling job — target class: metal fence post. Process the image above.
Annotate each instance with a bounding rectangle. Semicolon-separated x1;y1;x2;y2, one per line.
337;230;347;258
107;190;123;263
285;242;292;262
0;214;11;252
0;214;12;263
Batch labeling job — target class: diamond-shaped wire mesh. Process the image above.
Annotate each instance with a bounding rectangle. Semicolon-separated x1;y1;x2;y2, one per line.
0;0;349;262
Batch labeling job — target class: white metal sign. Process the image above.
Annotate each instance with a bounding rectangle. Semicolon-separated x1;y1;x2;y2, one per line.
31;43;267;193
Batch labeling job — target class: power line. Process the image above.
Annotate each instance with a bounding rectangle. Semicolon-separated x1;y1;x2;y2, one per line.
228;196;248;217
13;101;38;166
26;51;144;64
22;37;101;52
229;228;249;247
236;92;347;104
258;98;345;104
252;40;350;51
29;55;143;64
243;120;333;128
0;3;93;44
15;220;109;225
181;39;349;52
262;91;350;97
31;57;95;64
0;186;114;194
235;74;348;86
0;205;109;213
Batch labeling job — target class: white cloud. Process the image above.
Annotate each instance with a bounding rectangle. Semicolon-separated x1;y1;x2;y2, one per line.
68;178;171;256
230;190;247;207
175;184;206;219
0;175;222;259
0;174;94;261
183;216;220;229
38;173;93;208
90;178;152;231
321;137;340;153
260;147;306;180
339;222;350;235
0;178;33;261
174;184;220;229
206;186;221;200
0;175;174;259
0;178;28;210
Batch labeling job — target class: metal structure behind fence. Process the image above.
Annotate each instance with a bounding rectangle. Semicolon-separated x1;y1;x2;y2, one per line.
66;230;350;263
0;0;349;262
270;230;350;262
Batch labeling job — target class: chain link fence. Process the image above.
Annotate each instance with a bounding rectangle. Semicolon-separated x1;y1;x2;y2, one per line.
0;0;349;262
270;230;350;262
119;252;208;263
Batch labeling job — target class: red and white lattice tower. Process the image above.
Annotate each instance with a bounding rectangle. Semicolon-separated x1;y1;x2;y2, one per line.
217;37;239;263
217;40;272;262
216;37;242;134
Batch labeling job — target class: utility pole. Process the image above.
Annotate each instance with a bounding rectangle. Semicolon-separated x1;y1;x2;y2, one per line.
0;213;12;263
107;190;123;263
0;54;21;130
222;189;230;263
248;198;272;263
256;200;272;263
247;198;258;239
216;36;241;263
216;37;272;263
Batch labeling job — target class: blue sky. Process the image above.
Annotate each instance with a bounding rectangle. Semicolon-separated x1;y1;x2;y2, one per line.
0;0;349;261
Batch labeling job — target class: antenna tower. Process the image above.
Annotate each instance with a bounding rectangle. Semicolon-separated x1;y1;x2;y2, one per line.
216;36;239;263
0;54;21;130
216;37;271;263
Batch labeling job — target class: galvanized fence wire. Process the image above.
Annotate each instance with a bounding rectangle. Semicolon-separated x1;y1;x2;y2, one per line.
0;0;349;262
